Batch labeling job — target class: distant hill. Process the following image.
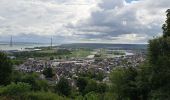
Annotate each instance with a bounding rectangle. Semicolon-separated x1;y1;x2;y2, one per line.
59;43;147;50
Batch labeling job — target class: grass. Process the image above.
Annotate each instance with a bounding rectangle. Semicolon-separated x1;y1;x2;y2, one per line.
95;49;126;58
35;49;92;59
37;50;56;53
69;49;92;58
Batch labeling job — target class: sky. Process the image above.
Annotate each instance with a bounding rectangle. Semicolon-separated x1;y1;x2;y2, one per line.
0;0;169;44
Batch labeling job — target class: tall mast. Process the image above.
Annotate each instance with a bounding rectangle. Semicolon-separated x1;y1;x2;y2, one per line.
10;36;13;47
51;36;52;49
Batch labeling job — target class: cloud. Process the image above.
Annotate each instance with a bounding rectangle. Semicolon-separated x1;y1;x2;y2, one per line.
67;0;170;43
0;0;169;43
0;0;97;36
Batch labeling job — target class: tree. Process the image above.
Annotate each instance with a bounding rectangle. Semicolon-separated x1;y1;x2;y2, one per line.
55;77;71;96
0;52;13;85
110;67;138;100
97;83;107;93
148;9;170;99
12;71;24;83
43;67;54;78
35;79;48;91
20;73;48;91
136;63;152;100
84;79;97;94
76;77;88;94
0;83;67;100
1;82;31;96
26;91;68;100
50;56;54;60
95;71;104;81
84;92;100;100
21;73;38;91
162;9;170;37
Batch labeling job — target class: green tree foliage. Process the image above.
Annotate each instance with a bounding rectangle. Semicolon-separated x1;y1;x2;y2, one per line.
55;77;71;96
75;95;84;100
78;70;104;81
11;59;23;65
103;92;116;100
26;91;68;100
0;82;31;100
84;92;100;100
0;82;31;96
84;79;98;94
12;71;24;83
95;71;105;81
0;52;13;85
110;67;138;100
76;77;88;94
136;63;152;100
56;49;71;55
36;79;48;91
163;9;170;37
148;9;170;99
50;56;54;60
0;83;67;100
43;67;54;78
76;77;107;95
21;73;39;91
9;71;48;91
12;49;71;58
96;83;107;93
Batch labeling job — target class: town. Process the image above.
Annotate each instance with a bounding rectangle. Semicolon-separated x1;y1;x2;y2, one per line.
11;47;146;86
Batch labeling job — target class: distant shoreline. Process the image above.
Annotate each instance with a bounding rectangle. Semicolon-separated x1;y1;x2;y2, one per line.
0;43;54;51
59;43;147;50
0;42;147;51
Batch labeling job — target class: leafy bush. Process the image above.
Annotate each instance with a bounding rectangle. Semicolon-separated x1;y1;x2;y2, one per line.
26;91;68;100
43;67;54;78
55;77;71;96
110;67;138;100
84;80;98;94
0;52;13;85
76;77;88;94
84;92;100;100
1;82;31;96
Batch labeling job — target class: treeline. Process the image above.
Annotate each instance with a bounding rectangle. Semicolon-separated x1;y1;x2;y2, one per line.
12;49;71;58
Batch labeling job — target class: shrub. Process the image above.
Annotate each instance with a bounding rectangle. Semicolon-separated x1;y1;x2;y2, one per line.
1;82;31;96
26;91;68;100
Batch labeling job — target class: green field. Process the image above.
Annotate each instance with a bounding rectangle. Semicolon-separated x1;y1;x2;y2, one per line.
12;48;92;60
94;49;126;58
37;49;56;53
69;49;91;58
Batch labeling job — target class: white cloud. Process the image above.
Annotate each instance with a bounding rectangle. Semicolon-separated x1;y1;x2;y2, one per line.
0;0;97;36
0;0;169;43
68;0;170;43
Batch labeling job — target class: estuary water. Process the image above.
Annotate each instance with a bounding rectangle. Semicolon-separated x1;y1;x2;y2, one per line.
0;43;52;51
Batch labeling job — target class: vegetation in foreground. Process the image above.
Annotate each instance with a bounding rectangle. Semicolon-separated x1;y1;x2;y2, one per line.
0;9;170;100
